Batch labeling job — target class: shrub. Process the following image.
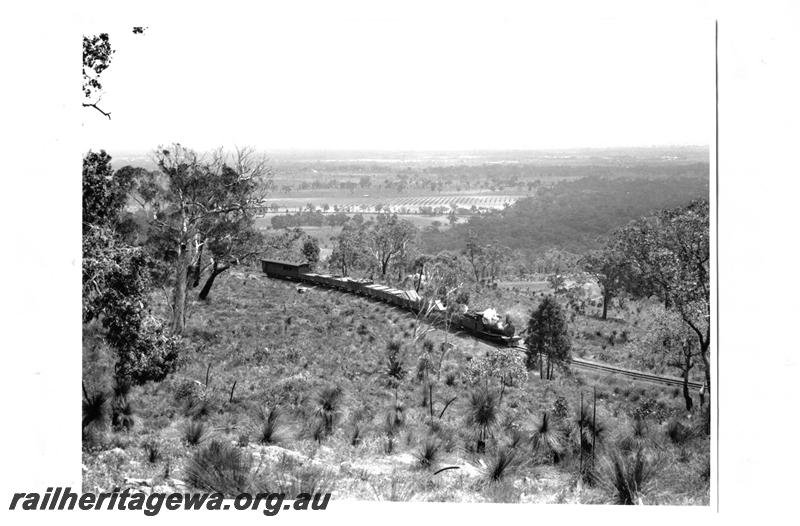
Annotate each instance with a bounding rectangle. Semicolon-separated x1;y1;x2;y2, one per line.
185;395;215;421
531;411;563;463
599;448;659;505
698;453;711;482
552;396;569;418
415;354;433;382
184;439;252;495
415;438;440;469
383;407;404;453
505;427;528;450
369;474;417;501
484;447;519;483
576;406;607;450
385;340;406;385
111;399;135;432
82;389;107;431
254;454;332;496
349;423;362;447
618;417;651;453
315;386;343;435
183;420;207;446
174;379;202;404
666;419;694;445
142;440;162;464
466;389;498;453
257;406;284;444
311;419;326;444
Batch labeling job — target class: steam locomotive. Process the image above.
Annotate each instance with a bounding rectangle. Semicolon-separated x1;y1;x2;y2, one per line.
261;259;521;346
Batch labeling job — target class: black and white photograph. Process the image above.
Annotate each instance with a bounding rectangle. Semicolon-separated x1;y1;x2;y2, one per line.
4;0;800;523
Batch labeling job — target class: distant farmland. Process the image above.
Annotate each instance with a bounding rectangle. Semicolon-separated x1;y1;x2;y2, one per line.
259;193;525;214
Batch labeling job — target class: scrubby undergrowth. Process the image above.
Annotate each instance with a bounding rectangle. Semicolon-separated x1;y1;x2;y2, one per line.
82;267;710;504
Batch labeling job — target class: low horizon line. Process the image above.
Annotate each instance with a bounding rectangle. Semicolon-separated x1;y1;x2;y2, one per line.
105;144;710;154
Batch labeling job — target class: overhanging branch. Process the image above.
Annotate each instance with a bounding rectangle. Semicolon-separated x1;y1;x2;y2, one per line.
82;102;111;119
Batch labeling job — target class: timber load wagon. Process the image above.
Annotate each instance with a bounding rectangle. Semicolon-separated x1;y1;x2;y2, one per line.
261;259;521;346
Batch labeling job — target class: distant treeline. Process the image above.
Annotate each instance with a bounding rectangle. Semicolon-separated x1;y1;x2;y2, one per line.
270;211;353;229
271;161;709;194
420;175;709;255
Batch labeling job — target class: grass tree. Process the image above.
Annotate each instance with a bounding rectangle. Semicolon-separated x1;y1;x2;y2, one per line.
315;386;343;437
467;388;499;454
415;438;441;470
483;447;519;483
82;384;107;433
598;448;660;505
257;406;284;444
385;340;406;404
531;411;564;463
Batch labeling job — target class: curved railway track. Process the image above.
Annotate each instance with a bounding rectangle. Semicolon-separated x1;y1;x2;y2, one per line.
511;346;703;389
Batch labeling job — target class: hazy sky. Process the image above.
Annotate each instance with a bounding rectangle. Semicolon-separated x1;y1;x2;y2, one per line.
79;2;714;152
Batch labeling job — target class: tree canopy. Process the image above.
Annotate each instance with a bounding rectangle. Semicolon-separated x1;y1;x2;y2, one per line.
612;199;710;394
83;151;182;386
525;296;572;379
82;33;114;118
133;144;269;332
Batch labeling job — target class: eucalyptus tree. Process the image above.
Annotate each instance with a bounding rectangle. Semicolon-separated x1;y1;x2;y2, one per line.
82;151;182;386
366;214;418;277
613;200;710;398
82;33;114;118
136;144;268;333
636;305;703;411
580;242;631;320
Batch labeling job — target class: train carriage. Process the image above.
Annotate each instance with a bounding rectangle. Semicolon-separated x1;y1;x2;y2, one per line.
302;273;323;286
360;284;378;299
260;258;520;346
363;284;387;301
261;259;310;280
314;274;338;288
350;278;374;295
383;288;404;306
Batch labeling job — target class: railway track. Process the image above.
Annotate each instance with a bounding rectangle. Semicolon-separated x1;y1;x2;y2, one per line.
511;346;703;389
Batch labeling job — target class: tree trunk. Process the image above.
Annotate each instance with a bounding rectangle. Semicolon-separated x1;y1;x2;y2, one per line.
700;340;711;435
429;384;434;421
579;392;584;474
191;243;204;288
581;387;597;467
682;355;694;412
198;260;231;300
602;288;610;320
701;342;711;398
171;243;189;334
